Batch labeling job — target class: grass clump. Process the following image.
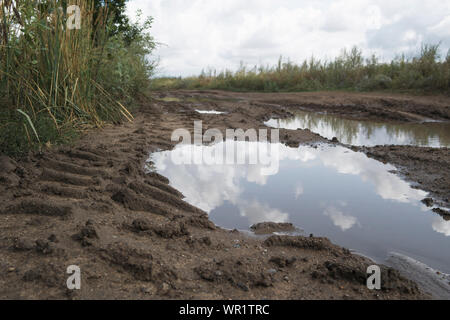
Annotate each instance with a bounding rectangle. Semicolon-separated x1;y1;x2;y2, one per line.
0;0;155;156
151;45;450;94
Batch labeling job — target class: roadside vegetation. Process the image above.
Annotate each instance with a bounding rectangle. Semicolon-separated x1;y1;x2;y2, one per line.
0;0;156;156
151;45;450;95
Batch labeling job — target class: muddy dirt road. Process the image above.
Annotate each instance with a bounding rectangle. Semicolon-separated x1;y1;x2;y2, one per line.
1;90;448;300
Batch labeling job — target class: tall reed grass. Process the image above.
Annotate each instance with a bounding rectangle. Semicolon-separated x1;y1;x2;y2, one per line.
0;0;155;155
151;45;450;94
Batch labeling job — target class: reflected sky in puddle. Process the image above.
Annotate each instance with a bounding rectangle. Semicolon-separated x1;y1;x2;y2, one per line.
196;110;227;115
149;142;450;272
265;111;450;147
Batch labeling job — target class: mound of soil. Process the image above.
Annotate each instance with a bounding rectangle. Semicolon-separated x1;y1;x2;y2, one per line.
250;222;297;235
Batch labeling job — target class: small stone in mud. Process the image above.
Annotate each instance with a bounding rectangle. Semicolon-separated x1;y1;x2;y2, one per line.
160;283;170;295
23;269;42;282
12;238;35;251
267;269;277;275
0;156;17;173
237;282;249;292
48;234;58;243
269;256;297;268
35;240;54;255
132;218;151;231
421;198;434;207
72;221;99;246
186;236;211;247
432;207;450;218
250;222;296;235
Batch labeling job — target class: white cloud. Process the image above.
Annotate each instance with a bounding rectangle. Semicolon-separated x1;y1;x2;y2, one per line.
432;217;450;237
238;200;289;225
127;0;450;76
294;183;304;199
324;206;358;231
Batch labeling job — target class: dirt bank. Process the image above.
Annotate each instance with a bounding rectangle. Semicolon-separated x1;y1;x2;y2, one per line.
2;90;448;300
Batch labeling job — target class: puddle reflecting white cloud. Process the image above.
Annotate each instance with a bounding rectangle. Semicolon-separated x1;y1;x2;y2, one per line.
196;110;227;114
432;217;450;237
324;206;358;231
238;200;289;225
294;183;304;199
318;147;428;203
150;142;428;214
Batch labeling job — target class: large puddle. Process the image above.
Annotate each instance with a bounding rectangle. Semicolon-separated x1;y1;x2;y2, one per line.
265;111;450;147
149;142;450;274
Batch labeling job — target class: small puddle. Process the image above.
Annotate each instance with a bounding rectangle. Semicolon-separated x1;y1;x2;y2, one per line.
196;110;227;115
265;111;450;147
149;142;450;274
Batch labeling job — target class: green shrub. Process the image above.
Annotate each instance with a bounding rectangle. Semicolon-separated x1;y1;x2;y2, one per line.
153;44;450;94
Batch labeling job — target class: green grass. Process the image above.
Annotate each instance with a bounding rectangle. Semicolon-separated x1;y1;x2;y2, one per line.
0;0;155;156
150;45;450;95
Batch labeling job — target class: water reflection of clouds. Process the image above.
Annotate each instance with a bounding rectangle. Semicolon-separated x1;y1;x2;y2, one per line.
151;143;428;225
319;147;428;203
323;206;358;231
294;183;304;199
238;200;289;225
432;217;450;236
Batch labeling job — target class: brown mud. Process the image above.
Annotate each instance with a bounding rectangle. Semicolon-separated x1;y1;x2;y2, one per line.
1;89;449;300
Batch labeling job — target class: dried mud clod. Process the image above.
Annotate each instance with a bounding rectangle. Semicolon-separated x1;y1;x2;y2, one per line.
250;222;297;235
310;261;421;296
98;242;178;285
2;199;72;217
433;208;450;221
22;264;61;288
111;188;172;216
99;242;154;281
269;256;297;268
186;236;212;247
72;220;99;247
129;218;190;239
264;235;333;251
194;258;273;291
421;198;434;207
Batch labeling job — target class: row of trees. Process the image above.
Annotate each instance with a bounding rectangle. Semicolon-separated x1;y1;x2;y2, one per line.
151;45;450;94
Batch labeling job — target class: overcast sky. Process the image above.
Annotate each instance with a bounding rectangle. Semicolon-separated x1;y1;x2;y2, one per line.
126;0;450;77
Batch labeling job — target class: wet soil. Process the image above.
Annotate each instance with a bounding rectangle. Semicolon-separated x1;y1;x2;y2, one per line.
1;89;449;300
